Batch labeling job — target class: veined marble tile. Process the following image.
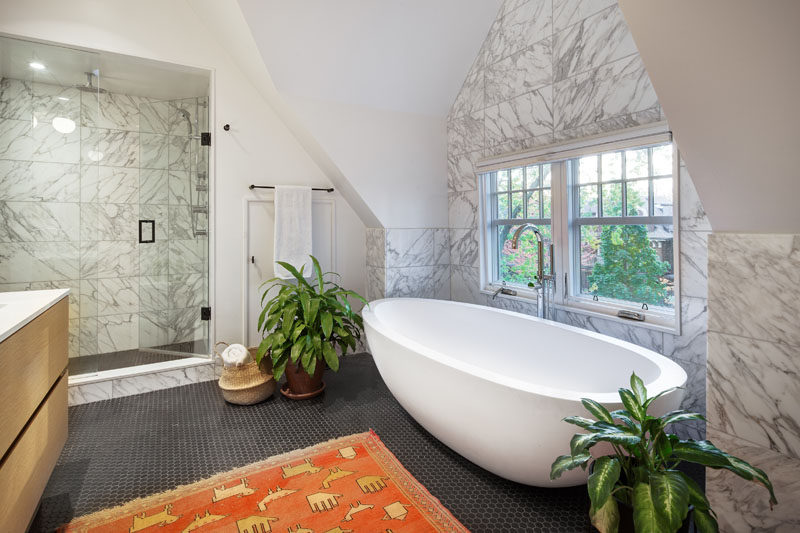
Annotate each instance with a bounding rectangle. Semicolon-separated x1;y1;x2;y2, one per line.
485;86;553;147
498;0;529;20
485;39;552;107
485;0;551;64
386;228;435;268
79;241;98;279
82;203;139;241
0;278;80;319
78;316;98;355
385;265;449;299
68;381;112;406
708;332;800;460
0;160;79;202
0;242;79;282
110;364;215;399
168;307;206;344
553;106;661;144
553;55;658;132
168;135;192;172
98;166;139;204
553;0;617;33
559;309;664;354
138;100;170;134
80;127;139;168
450;228;480;267
168;206;194;240
140;275;169;312
708;233;800;347
448;190;478;229
0;118;80;163
365;228;385;268
168;98;197;137
450;264;482;305
80;164;99;203
0;201;79;242
81;91;141;131
679;162;711;231
168;238;207;275
97;313;139;353
679;230;709;299
140;169;169;205
168;273;207;309
447;111;484;156
79;278;99;318
69;317;80;358
97;277;139;316
553;5;636;82
0;78;32;120
141;241;169;276
449;53;484;120
140;132;169;169
706;427;800;532
433;229;450;265
367;267;385;301
139;310;170;347
485;133;556;158
488;294;538;316
663;296;707;366
447;150;482;193
96;240;139;278
168;170;191;205
32;83;80;124
140;204;167;240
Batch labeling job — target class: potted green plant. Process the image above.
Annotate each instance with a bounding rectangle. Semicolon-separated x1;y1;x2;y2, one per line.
255;255;367;399
550;372;777;533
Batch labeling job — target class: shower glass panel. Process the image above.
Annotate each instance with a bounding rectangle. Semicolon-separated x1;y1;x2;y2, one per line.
0;35;211;376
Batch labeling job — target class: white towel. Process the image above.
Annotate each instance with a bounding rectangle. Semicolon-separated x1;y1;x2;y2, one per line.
274;185;313;279
221;343;252;367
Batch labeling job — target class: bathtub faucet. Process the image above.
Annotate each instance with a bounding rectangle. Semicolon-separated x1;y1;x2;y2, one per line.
510;224;555;319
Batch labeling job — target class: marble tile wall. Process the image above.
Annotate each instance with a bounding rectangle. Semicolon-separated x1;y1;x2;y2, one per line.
706;233;800;530
446;0;709;438
0;77;209;363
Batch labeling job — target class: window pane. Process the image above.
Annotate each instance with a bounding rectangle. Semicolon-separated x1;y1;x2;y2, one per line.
625;149;649;179
497;193;509;219
526;165;540;188
601;182;623;216
578;224;674;308
526;189;540;219
579;185;598;217
542;189;552;218
542;164;552;187
578;156;598;183
653;178;673;216
601;152;622;181
626;180;649;216
510;167;524;190
652;144;673;176
498;224;552;284
511;191;524;219
497;170;509;192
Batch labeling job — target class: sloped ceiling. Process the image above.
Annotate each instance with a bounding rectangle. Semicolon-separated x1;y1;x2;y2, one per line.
620;0;800;232
236;0;501;117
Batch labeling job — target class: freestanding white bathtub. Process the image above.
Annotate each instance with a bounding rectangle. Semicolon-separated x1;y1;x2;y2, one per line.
362;298;687;487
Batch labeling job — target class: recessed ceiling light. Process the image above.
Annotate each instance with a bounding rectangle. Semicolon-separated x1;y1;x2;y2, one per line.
29;62;46;70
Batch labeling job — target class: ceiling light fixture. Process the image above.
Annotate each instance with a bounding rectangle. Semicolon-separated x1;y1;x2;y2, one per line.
29;61;46;70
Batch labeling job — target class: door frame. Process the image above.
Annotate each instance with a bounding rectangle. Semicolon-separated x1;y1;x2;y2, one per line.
241;195;337;344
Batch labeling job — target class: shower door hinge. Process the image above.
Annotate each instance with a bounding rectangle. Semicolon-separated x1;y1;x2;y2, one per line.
200;132;211;146
200;306;211;321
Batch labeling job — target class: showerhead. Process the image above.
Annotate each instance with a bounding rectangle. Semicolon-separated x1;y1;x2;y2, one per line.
74;72;107;94
177;108;193;135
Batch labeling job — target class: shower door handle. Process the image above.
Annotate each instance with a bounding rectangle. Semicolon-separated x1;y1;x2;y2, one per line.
251;256;255;264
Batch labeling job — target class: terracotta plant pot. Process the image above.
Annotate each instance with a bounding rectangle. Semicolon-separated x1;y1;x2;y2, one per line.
281;360;325;399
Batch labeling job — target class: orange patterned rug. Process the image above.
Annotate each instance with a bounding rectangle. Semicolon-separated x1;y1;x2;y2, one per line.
60;431;468;532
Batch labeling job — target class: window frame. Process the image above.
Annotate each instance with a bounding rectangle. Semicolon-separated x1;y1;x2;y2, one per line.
477;123;681;333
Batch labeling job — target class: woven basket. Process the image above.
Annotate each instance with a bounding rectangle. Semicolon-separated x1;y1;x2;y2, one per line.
215;343;276;405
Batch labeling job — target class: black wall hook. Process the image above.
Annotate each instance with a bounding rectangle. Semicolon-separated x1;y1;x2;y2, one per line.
223;124;230;131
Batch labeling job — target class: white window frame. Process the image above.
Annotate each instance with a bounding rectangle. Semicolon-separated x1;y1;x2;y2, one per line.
476;123;681;333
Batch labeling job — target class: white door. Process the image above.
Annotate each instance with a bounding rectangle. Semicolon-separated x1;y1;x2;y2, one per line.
246;199;335;346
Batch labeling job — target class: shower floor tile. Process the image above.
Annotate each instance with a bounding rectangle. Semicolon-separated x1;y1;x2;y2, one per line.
68;340;208;375
33;353;649;532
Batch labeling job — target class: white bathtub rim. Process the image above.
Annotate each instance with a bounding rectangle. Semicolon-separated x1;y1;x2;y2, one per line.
363;298;687;404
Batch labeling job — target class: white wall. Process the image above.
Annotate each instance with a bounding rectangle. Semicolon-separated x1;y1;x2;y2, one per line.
0;0;367;345
286;95;448;228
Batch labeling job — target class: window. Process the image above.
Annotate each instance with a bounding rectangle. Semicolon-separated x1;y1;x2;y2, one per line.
478;127;678;329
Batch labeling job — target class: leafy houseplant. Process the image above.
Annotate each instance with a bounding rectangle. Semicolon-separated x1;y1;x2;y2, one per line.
550;373;777;533
255;256;366;398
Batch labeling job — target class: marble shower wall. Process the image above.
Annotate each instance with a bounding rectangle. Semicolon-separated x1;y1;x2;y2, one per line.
365;227;450;300
706;233;800;531
446;0;709;438
0;77;208;360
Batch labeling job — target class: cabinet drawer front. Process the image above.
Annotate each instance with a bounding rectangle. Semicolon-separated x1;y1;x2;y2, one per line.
0;297;68;456
0;375;68;532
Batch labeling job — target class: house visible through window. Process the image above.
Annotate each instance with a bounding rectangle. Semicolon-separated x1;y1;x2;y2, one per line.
479;128;678;328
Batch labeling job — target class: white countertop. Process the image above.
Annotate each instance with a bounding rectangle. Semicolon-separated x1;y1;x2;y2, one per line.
0;289;70;343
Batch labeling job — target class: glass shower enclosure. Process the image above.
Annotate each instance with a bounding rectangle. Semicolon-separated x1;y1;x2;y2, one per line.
0;34;211;376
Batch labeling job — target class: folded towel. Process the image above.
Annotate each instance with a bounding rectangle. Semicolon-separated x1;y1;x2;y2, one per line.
221;343;252;367
274;185;313;279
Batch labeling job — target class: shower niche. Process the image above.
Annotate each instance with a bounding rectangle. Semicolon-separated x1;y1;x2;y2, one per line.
0;35;212;376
